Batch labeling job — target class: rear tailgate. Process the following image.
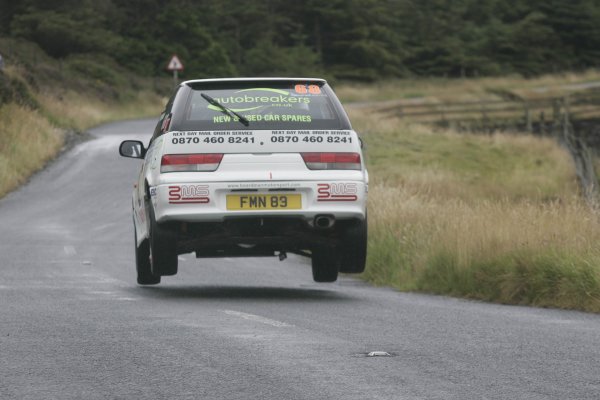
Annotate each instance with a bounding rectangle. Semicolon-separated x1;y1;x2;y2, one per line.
149;129;367;222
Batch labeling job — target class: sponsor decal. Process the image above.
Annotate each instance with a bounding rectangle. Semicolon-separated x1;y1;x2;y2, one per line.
207;88;318;124
208;88;311;113
168;185;210;204
213;114;310;123
149;187;157;197
226;182;301;189
317;183;358;202
171;134;255;144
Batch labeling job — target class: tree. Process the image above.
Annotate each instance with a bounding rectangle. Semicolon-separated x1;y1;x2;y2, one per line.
3;0;600;79
10;0;122;58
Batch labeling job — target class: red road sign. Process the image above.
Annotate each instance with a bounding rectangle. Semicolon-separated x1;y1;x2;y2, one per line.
167;55;184;71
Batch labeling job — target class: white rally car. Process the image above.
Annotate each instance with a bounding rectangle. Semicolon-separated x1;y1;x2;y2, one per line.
119;78;368;285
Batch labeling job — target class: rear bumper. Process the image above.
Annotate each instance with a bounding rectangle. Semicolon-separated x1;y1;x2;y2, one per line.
151;180;367;224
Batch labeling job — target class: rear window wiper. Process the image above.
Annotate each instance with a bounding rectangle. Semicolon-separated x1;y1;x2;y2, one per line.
201;93;250;127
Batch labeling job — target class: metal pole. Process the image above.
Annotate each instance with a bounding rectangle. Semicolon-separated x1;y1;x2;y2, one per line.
173;70;178;87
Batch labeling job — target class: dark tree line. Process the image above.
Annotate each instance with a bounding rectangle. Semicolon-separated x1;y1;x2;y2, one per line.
1;0;599;80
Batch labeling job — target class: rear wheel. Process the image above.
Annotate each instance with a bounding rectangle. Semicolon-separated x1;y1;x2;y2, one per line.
135;226;160;285
148;202;178;276
311;247;339;282
339;217;368;273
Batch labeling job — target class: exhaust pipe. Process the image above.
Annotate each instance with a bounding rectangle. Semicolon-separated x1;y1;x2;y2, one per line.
314;215;335;229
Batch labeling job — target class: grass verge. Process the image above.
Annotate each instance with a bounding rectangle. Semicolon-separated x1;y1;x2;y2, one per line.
0;104;63;197
350;107;600;312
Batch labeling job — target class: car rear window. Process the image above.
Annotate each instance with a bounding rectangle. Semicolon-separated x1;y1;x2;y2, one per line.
178;81;349;131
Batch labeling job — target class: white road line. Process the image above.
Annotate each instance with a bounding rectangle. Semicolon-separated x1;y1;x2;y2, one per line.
222;310;293;328
115;297;138;301
63;245;77;256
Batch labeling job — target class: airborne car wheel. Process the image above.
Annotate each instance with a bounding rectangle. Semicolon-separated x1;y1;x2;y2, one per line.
148;202;178;277
339;217;368;273
311;247;339;282
135;225;160;285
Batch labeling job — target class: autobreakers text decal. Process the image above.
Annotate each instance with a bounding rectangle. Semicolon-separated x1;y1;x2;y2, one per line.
207;88;313;113
168;185;210;204
317;183;358;202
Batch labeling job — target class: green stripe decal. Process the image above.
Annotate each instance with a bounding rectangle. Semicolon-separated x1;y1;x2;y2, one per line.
207;105;264;112
236;88;290;95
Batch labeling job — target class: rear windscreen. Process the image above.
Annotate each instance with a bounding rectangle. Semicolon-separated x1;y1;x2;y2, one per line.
178;82;348;131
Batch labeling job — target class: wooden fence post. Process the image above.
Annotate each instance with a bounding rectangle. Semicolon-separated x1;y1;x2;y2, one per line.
480;102;488;131
552;99;561;125
525;103;532;132
556;96;600;209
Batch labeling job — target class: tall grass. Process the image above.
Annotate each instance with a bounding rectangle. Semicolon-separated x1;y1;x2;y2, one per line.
0;104;64;197
0;92;164;199
351;108;600;312
37;90;165;132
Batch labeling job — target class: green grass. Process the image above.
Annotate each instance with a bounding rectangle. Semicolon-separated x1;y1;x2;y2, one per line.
415;249;600;311
350;107;600;313
356;111;576;202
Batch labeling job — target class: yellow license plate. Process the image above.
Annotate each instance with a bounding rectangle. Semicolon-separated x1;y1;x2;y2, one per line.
226;194;301;210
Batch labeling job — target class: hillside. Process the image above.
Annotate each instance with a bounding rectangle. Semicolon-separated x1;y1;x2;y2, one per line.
0;37;167;198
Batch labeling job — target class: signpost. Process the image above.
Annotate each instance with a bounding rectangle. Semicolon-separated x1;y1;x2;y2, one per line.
167;54;184;86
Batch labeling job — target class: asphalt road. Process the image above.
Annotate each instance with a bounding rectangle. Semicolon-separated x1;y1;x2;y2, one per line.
1;119;599;400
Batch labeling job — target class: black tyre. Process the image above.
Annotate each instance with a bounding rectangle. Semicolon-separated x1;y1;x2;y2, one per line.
148;203;178;276
135;227;160;285
339;217;368;273
311;247;339;282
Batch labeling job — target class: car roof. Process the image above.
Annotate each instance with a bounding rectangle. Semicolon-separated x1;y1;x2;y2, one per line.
182;77;327;86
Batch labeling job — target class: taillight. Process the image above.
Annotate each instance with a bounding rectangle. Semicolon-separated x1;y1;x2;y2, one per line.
161;154;223;172
301;152;361;170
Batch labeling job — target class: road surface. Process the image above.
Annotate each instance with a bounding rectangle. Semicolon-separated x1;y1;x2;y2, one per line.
1;119;599;399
